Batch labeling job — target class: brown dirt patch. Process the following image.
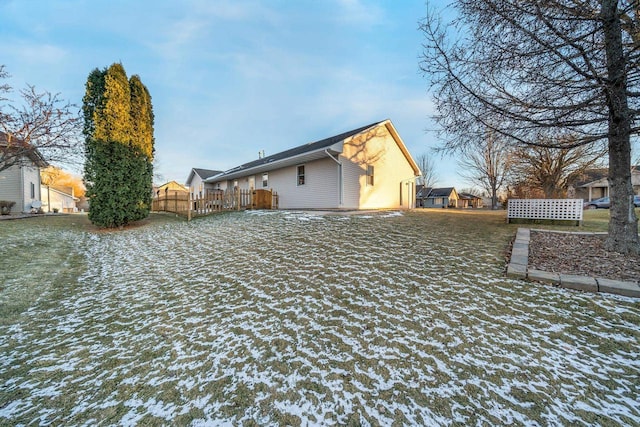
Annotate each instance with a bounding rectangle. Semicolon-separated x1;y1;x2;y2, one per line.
528;231;640;282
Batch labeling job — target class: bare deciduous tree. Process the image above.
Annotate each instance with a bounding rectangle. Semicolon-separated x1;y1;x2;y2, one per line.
457;134;512;210
416;152;439;188
511;138;607;198
421;1;640;253
0;65;82;172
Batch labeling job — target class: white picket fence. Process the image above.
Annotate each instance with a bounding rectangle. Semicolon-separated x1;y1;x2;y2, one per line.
507;199;583;224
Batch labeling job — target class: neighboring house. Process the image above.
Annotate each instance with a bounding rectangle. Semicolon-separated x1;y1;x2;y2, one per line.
0;131;47;213
458;192;483;208
205;120;421;209
481;196;498;209
41;185;78;213
185;168;223;199
580;176;610;201
420;187;460;208
76;196;90;212
415;185;432;208
575;167;640;201
155;181;189;197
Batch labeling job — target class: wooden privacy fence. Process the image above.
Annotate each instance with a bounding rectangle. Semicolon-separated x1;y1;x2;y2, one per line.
152;189;279;219
507;199;583;225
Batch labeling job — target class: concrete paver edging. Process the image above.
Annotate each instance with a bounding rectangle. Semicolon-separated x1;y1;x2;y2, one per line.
507;228;640;298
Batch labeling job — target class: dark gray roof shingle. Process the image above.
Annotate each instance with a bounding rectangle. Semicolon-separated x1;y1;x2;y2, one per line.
193;168;223;180
219;121;384;177
416;186;432;198
427;187;455;197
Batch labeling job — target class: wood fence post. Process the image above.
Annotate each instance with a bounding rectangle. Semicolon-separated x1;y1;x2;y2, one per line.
188;192;192;221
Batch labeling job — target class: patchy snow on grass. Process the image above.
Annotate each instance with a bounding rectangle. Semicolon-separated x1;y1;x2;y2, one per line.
1;211;639;425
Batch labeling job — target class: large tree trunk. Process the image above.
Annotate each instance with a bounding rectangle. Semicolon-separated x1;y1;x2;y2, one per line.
491;186;498;210
602;0;640;254
542;183;563;199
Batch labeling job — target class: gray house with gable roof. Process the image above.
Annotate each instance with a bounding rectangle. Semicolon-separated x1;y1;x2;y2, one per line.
0;131;47;213
204;120;421;210
416;187;460;208
185;168;223;200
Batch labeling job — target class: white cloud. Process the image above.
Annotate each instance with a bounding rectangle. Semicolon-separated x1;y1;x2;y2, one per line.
26;44;67;65
190;0;277;21
0;41;67;66
332;0;385;26
147;0;280;63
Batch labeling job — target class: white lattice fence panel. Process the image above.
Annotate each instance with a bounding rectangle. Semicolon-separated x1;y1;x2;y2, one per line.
507;199;583;221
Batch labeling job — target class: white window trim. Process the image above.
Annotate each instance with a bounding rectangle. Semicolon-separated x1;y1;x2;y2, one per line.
296;164;306;186
366;165;374;186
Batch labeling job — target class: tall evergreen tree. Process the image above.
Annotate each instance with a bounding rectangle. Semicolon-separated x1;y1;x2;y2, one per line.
129;75;154;159
128;74;155;221
83;63;155;228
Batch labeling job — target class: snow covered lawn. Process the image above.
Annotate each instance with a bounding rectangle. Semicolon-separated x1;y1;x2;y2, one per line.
1;210;639;425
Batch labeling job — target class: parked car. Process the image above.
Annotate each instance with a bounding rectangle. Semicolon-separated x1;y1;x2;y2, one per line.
584;197;610;209
584;195;640;209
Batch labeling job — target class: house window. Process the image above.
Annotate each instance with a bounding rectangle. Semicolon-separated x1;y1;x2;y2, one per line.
262;173;268;188
233;180;238;189
297;165;305;186
366;165;374;186
30;182;35;199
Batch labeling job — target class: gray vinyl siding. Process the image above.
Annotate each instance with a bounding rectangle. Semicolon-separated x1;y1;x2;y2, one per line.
0;163;41;212
237;176;253;191
268;158;340;209
21;165;41;212
188;174;205;198
0;165;23;210
341;156;364;209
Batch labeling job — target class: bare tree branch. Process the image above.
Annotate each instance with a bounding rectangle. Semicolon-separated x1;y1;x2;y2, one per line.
510;136;608;198
0;65;83;173
457;133;512;209
421;0;640;253
415;152;439;188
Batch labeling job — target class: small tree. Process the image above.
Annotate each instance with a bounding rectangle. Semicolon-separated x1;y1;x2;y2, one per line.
415;153;439;188
457;133;512;209
0;65;82;172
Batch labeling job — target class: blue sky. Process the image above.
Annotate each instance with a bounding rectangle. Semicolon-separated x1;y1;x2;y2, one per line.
0;0;461;187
